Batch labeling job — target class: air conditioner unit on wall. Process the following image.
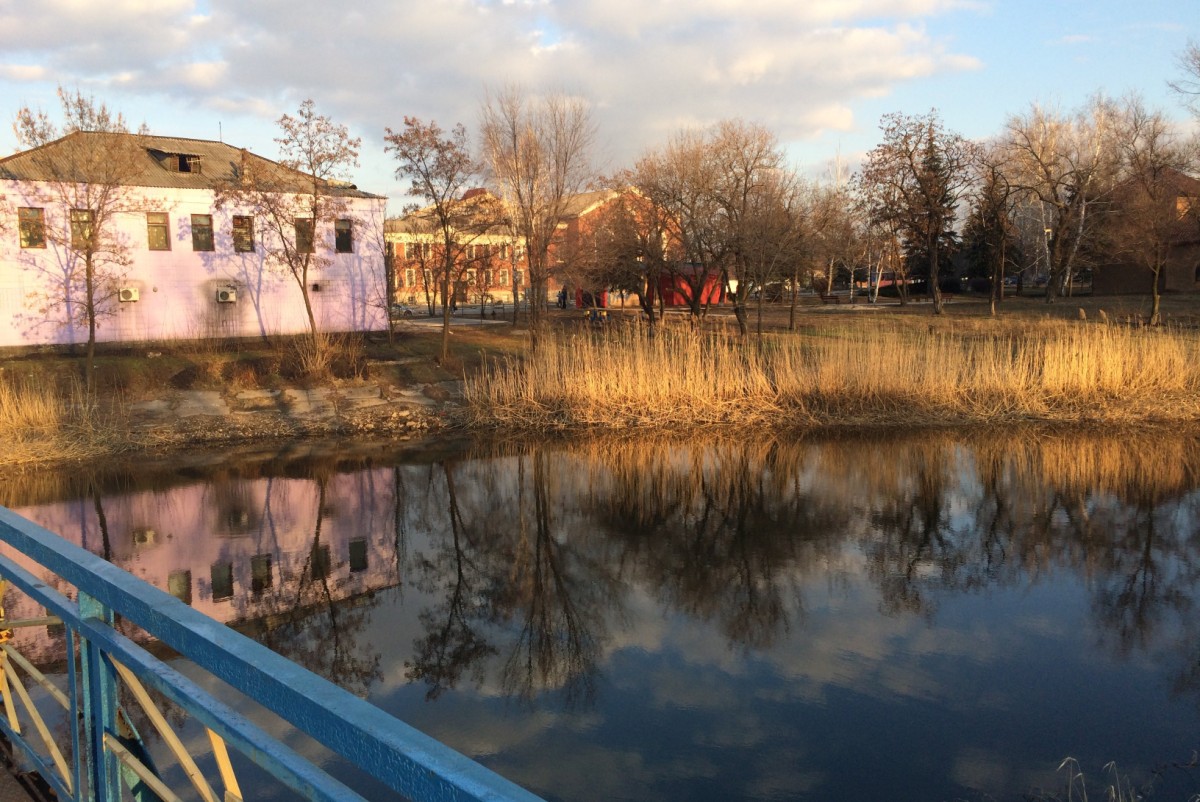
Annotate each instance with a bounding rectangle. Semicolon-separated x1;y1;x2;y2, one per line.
118;287;139;302
217;288;237;303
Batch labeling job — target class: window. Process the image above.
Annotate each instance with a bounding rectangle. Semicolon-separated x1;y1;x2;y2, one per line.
404;268;416;288
498;243;510;260
171;153;201;173
1178;195;1195;220
499;269;509;287
211;563;234;601
251;554;273;595
18;207;45;248
514;269;524;287
232;215;254;253
335;219;353;253
191;214;214;251
70;209;93;249
348;539;368;573
168;570;192;605
146;212;170;251
311;544;332;580
294;218;315;253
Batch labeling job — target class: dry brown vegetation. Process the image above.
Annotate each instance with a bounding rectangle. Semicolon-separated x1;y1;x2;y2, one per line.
0;375;131;467
0;323;530;470
464;314;1200;429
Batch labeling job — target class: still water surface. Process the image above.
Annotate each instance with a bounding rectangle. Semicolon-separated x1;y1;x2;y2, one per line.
5;431;1200;801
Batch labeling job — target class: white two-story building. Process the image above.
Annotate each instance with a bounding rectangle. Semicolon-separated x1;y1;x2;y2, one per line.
0;132;388;347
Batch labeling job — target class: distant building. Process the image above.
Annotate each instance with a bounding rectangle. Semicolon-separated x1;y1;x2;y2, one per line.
384;188;623;309
1092;168;1200;295
0;132;387;347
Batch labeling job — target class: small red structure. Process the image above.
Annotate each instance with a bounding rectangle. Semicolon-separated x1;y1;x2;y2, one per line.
575;289;608;308
659;266;723;307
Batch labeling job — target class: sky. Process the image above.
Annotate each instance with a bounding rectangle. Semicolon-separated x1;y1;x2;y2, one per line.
0;0;1195;206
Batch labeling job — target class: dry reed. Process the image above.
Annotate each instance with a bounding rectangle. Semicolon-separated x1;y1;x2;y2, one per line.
0;375;130;468
463;319;1200;430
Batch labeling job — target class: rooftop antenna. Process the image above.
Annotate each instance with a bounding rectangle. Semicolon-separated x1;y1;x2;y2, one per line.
219;121;223;143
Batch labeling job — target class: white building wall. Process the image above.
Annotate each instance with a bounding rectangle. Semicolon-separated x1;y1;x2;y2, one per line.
0;181;388;347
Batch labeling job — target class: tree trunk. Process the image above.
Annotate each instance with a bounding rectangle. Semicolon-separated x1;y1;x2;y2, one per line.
85;254;97;393
440;273;452;363
928;236;944;315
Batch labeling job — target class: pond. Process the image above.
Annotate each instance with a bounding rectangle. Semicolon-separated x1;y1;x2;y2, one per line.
3;429;1199;801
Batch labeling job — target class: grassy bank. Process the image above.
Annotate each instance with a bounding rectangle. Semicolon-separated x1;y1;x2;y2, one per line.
463;317;1200;429
0;376;131;467
0;327;520;469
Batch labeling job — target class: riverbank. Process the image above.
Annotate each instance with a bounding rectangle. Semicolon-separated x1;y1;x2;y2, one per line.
5;294;1200;471
0;321;517;472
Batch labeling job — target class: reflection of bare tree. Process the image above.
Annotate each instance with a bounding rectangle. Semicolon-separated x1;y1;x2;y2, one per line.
864;444;957;617
407;463;496;699
1089;492;1200;697
407;453;615;707
238;474;383;697
590;438;846;650
495;452;606;707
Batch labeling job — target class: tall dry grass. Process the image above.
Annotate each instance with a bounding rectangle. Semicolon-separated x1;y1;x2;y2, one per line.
463;319;1200;429
0;375;129;467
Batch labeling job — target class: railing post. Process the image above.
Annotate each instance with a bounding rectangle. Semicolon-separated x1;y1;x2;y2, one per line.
79;592;120;802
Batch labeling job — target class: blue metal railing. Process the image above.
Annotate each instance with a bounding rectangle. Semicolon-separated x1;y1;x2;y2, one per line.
0;505;544;802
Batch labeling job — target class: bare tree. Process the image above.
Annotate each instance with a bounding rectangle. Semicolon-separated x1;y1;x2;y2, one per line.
631;128;730;321
1105;96;1198;325
1168;39;1200;116
480;86;595;339
738;168;807;338
575;184;678;323
854;177;911;306
215;100;361;355
1001;98;1120;302
858;110;977;315
707;120;792;336
385;117;488;363
11;86;147;389
965;142;1021;315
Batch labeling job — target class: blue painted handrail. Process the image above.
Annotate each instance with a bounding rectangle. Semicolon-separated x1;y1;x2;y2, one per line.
0;505;543;802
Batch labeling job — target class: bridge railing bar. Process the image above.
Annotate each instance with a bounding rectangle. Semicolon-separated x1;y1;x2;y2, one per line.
0;505;544;802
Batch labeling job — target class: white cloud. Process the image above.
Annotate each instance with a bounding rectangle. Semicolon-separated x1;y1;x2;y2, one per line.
0;0;985;194
0;65;48;82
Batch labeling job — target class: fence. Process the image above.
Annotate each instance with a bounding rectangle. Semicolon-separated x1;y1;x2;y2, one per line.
0;505;543;802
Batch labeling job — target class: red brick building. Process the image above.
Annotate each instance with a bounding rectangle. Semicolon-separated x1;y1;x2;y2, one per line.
1092;168;1200;295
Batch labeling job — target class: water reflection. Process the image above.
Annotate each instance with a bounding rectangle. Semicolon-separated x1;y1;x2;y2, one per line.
3;430;1200;800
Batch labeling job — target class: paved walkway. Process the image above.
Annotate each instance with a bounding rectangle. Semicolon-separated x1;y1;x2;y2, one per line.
0;755;42;802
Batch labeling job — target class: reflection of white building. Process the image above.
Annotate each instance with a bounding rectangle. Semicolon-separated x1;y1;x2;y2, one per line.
2;470;404;663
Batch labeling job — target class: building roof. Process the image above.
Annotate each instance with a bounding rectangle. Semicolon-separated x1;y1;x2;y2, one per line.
385;189;507;235
386;187;623;235
560;188;620;218
0;131;382;199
